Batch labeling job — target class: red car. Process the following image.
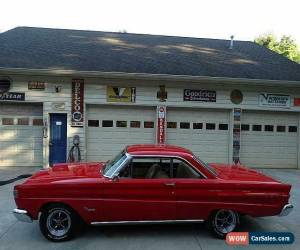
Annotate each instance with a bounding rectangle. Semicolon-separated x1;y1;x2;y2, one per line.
13;144;293;242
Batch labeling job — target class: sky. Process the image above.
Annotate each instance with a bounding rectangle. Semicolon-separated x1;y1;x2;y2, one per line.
1;0;300;45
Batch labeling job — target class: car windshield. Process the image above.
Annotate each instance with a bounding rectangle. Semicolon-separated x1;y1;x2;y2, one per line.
103;150;127;177
193;155;217;176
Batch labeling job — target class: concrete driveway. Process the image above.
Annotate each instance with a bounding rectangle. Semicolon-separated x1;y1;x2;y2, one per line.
0;167;298;250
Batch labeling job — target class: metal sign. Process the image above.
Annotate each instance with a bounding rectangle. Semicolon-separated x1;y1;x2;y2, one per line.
71;79;84;127
0;79;11;93
183;89;216;102
107;86;136;102
259;93;291;108
28;81;45;90
156;106;166;144
0;92;25;101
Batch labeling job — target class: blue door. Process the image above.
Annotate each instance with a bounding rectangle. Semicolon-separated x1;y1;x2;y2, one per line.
49;114;67;166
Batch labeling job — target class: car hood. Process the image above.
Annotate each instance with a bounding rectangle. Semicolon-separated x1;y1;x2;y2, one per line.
23;162;106;184
209;163;280;183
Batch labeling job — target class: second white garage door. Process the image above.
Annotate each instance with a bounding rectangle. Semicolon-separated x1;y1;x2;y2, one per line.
166;108;230;163
240;111;298;168
86;105;156;161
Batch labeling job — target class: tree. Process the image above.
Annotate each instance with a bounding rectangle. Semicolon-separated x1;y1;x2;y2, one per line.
254;33;300;63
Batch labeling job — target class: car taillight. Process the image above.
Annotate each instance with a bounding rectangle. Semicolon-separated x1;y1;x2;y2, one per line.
13;188;18;199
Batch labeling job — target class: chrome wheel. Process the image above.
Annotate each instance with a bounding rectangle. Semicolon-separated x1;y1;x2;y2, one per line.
214;209;237;234
46;209;71;237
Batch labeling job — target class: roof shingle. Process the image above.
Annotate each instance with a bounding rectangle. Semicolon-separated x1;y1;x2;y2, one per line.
0;27;300;81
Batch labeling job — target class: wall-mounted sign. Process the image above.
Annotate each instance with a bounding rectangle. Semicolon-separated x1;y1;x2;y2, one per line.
230;89;243;104
294;98;300;106
156;106;166;144
157;85;168;102
0;92;25;101
0;79;11;93
183;89;216;102
28;81;45;90
52;102;66;111
259;93;290;108
232;108;241;165
107;86;136;102
71;79;84;127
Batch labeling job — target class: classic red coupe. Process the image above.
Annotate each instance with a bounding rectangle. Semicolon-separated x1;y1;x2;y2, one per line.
13;144;293;242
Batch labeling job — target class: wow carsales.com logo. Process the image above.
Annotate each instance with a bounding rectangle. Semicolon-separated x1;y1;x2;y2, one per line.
226;232;294;245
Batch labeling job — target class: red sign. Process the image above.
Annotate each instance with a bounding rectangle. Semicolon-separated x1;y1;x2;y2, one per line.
294;98;300;106
156;106;166;144
71;79;84;127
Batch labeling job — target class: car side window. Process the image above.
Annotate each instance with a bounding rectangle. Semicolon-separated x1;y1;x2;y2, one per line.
172;158;202;179
119;157;171;179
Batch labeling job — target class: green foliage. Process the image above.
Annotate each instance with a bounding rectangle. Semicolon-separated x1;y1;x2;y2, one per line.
254;33;300;63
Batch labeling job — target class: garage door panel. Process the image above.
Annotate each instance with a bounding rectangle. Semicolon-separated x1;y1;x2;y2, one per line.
87;105;155;161
0;103;43;167
240;111;298;168
167;108;230;163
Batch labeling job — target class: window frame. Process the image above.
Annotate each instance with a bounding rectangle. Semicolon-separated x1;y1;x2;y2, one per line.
117;155;207;179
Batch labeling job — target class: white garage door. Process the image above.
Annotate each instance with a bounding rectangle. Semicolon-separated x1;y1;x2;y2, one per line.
86;105;156;161
166;108;230;163
0;103;43;167
240;111;298;168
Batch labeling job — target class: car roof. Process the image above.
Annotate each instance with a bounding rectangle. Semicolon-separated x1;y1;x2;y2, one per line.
126;144;193;155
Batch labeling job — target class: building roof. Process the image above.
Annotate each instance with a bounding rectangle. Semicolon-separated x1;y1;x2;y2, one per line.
0;26;300;81
126;144;192;155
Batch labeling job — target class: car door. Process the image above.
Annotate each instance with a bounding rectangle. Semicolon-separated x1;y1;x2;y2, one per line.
100;157;176;222
171;158;218;220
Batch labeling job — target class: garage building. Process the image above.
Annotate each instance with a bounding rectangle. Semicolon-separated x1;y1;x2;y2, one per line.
0;27;300;169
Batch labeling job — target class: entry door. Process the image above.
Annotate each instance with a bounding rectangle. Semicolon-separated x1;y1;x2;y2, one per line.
49;114;67;166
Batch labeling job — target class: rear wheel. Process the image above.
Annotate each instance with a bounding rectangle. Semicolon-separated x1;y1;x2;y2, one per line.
39;204;80;242
207;209;238;239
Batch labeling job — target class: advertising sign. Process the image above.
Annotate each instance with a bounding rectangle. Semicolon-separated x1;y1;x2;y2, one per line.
232;108;241;164
184;89;216;102
0;79;11;93
0;92;25;101
107;86;136;102
71;79;84;127
28;81;45;90
259;93;291;108
156;106;166;144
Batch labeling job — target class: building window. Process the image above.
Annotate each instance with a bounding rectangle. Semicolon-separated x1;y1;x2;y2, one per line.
219;124;228;130
276;125;286;132
252;125;262;131
241;124;250;131
2;118;14;125
180;122;190;129
193;123;203;129
288;126;297;133
144;121;154;128
130;121;141;128
167;122;177;129
17;118;29;125
102;120;113;127
206;123;216;130
88;120;99;127
116;121;127;128
32;118;44;126
264;125;274;132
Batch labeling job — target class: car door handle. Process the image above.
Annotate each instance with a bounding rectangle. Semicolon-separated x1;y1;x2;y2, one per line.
164;183;175;187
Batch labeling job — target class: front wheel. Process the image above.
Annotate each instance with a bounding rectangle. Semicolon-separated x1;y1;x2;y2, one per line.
39;204;80;242
207;209;239;239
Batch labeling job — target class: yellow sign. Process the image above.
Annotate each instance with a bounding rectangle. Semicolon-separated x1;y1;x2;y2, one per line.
107;86;136;102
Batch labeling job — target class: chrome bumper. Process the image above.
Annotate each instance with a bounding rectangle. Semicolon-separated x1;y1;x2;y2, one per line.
279;204;293;217
13;209;33;223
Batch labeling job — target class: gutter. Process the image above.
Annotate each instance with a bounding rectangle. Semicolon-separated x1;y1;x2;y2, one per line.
0;67;300;87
